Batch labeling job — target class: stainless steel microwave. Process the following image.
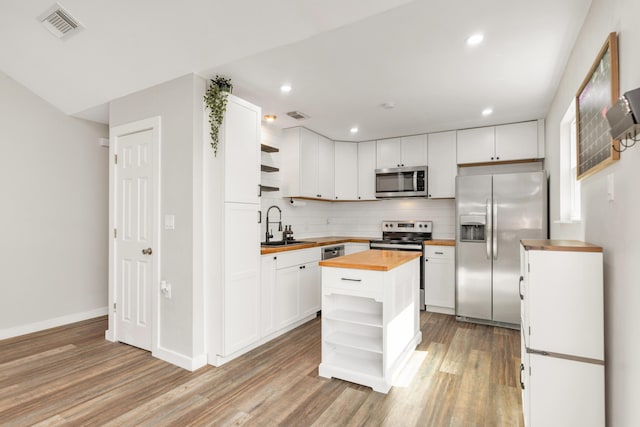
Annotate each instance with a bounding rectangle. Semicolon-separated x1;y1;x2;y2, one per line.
375;166;428;198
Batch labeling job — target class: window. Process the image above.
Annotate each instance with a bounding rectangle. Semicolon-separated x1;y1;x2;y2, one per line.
560;100;581;221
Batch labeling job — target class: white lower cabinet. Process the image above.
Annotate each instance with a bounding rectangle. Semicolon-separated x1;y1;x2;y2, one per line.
261;247;321;340
424;245;455;314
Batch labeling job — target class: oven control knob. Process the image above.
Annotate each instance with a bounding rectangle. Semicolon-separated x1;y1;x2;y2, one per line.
419;224;422;228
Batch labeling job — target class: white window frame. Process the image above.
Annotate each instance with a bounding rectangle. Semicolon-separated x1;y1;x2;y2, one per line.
559;100;581;222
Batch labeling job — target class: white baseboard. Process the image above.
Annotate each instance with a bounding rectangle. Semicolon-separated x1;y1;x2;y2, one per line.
0;307;108;341
209;313;317;367
154;346;208;372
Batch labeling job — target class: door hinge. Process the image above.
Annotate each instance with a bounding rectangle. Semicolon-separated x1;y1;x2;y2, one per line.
114;228;117;238
113;302;117;312
114;154;118;164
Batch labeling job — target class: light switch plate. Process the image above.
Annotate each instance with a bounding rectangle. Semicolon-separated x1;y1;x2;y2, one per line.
165;214;175;230
607;174;614;201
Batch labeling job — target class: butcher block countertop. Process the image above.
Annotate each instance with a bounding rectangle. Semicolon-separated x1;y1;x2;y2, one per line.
319;250;421;271
520;239;603;252
260;236;373;255
424;239;455;246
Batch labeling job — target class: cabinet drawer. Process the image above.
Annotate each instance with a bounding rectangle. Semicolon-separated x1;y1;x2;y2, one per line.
322;267;383;294
424;246;454;259
276;247;320;269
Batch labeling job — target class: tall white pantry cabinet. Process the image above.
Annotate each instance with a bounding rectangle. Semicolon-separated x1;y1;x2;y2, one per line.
204;94;262;366
519;240;604;427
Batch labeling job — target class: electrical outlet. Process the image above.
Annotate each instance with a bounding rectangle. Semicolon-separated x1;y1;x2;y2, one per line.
160;281;172;299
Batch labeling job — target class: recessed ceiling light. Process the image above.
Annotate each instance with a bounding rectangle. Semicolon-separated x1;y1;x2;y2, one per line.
466;33;484;46
280;84;292;93
264;115;277;122
482;108;493;116
350;127;359;134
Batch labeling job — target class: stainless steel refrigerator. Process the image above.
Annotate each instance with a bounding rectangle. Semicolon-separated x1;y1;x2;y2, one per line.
455;171;547;327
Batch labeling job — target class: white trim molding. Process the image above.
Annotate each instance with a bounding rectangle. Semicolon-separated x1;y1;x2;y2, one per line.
0;307;108;340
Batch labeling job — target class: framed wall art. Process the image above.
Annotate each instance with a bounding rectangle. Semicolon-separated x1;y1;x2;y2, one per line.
575;32;620;180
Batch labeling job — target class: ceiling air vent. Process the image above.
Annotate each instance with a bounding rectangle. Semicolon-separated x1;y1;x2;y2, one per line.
286;111;310;120
38;4;83;39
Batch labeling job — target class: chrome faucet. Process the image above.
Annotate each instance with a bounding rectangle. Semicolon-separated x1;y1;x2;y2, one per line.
265;205;283;243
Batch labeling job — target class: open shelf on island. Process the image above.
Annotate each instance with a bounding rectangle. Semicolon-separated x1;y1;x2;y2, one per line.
261;144;279;153
325;331;383;354
261;164;279;173
324;310;383;328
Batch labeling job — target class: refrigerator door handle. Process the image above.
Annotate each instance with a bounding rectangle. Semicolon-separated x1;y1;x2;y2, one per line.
519;275;524;300
519;363;525;390
493;198;498;260
486;199;492;259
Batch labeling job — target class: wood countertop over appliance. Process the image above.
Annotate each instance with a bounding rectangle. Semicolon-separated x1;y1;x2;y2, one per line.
520;239;603;253
260;236;374;255
424;239;455;246
319;249;421;271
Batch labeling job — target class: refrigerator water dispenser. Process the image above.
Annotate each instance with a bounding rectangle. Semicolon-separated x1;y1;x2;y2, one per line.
460;215;486;242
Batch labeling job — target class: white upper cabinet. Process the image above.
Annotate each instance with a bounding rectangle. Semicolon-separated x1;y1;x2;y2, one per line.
222;96;261;203
281;127;335;200
357;141;377;200
427;131;456;198
495;121;538;162
298;128;319;198
456;126;495;165
457;120;540;165
376;138;402;169
318;135;335;200
376;135;427;169
334;141;358;200
401;134;428;167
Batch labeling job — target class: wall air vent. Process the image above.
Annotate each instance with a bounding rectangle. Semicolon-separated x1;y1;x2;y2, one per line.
286;111;310;120
38;4;83;39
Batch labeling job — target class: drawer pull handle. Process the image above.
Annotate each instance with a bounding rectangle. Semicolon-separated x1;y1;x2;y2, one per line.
435;251;444;255
340;278;362;282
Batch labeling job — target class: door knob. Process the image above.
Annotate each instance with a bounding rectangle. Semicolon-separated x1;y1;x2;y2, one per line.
142;248;153;255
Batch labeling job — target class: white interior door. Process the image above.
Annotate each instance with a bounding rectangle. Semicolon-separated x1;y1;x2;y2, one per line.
115;129;154;351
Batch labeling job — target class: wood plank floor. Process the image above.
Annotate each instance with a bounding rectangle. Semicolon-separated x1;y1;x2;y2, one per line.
0;312;523;426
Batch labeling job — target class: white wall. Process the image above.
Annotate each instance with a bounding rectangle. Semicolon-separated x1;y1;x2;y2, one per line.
0;71;109;338
260;125;455;241
109;74;204;362
545;1;640;425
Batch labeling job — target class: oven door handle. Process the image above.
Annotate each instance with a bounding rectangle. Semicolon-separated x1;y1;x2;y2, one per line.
370;243;423;251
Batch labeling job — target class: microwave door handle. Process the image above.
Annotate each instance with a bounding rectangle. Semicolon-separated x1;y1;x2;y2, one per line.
486;199;492;260
493;198;498;260
413;171;418;192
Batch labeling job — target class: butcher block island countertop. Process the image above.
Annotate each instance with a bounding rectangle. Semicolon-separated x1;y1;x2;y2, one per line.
319;249;421;271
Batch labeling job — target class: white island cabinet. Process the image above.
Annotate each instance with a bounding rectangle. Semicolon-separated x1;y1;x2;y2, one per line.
318;250;422;393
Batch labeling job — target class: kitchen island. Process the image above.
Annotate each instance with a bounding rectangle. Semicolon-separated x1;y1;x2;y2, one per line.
318;250;422;393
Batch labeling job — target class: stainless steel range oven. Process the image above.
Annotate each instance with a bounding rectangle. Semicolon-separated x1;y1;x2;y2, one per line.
369;220;432;310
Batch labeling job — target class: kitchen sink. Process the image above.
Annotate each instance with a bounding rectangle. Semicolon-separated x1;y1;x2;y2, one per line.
260;240;313;247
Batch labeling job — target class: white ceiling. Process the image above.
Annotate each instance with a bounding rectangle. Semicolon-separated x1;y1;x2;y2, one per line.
0;0;592;141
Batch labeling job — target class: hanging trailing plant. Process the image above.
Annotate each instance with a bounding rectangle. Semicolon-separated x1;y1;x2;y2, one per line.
204;75;233;156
